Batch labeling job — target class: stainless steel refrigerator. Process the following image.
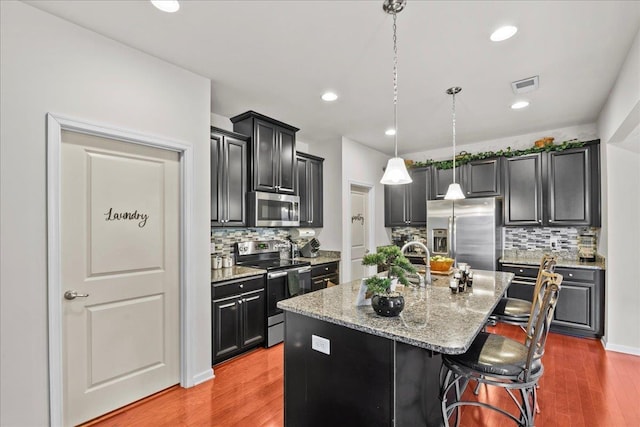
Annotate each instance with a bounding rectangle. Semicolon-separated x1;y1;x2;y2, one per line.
427;197;503;271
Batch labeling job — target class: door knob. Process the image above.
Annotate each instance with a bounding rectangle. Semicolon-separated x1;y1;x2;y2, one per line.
64;290;89;300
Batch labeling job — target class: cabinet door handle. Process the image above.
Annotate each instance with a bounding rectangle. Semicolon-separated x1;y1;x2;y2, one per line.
239;284;244;288
569;273;573;277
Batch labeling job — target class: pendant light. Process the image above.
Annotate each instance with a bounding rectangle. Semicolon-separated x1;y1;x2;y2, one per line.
444;87;465;200
380;0;412;185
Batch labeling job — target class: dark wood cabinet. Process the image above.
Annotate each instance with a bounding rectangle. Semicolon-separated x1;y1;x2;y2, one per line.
546;146;600;226
310;261;339;292
296;152;324;227
384;167;430;227
504;153;544;225
212;275;265;364
504;141;600;227
462;157;502;197
211;128;248;227
432;167;463;200
500;263;604;338
230;111;299;194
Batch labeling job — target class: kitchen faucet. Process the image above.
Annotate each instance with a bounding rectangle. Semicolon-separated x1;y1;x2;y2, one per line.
400;241;432;286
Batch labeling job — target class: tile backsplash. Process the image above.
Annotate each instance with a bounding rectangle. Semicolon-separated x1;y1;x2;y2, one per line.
211;228;291;257
393;225;597;260
503;226;597;259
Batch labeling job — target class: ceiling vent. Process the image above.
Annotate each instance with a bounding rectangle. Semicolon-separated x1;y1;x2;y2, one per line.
511;76;539;94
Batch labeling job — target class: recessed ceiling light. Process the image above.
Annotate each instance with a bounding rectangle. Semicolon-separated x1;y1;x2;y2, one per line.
151;0;180;13
511;101;530;110
385;128;396;136
490;25;518;42
321;92;338;102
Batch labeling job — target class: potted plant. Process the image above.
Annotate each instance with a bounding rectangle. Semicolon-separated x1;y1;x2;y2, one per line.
361;246;417;317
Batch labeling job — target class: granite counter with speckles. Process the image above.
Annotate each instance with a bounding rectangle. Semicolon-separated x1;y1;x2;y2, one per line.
211;265;266;283
278;270;514;355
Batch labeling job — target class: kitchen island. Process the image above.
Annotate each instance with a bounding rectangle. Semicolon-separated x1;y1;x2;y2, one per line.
278;270;514;427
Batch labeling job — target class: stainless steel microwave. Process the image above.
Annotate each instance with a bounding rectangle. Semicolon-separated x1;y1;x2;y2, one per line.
247;191;300;227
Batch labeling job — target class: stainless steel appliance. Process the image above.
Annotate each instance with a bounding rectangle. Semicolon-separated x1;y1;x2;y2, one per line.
235;240;311;347
247;191;300;227
427;197;502;271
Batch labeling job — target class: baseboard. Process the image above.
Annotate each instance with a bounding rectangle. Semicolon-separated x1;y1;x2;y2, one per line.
191;368;214;386
603;339;640;356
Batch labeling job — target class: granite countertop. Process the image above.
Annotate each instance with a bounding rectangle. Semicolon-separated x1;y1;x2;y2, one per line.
295;256;341;266
211;265;266;283
500;254;606;270
278;271;514;355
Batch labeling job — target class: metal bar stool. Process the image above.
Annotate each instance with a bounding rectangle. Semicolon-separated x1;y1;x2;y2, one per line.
489;254;557;329
440;271;563;427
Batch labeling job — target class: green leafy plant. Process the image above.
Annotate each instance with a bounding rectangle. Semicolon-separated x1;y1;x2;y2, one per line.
361;246;416;294
409;139;586;170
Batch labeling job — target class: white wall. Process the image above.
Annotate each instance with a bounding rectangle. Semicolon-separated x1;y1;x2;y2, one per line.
340;137;392;281
597;28;640;354
306;139;342;252
0;2;212;425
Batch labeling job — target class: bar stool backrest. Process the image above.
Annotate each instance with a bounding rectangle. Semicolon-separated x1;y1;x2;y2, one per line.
523;271;563;380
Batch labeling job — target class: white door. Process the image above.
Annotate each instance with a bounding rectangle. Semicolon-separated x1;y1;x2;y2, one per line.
61;130;180;426
350;186;370;280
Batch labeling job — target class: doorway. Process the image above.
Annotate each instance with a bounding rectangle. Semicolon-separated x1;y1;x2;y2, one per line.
349;184;374;281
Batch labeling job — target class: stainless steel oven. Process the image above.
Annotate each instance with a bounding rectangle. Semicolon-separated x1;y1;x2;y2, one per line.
236;240;311;347
247;191;300;227
266;266;311;347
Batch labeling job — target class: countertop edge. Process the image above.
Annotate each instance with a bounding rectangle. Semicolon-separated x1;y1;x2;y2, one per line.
499;256;606;270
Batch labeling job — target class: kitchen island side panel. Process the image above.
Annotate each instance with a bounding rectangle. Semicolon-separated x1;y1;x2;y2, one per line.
284;312;446;427
284;312;394;427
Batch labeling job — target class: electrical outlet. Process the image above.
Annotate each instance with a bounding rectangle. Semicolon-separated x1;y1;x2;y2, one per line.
210;242;216;253
550;236;558;249
312;335;331;355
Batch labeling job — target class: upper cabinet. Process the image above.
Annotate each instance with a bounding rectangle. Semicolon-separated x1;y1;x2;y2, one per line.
462;157;503;198
296;152;324;227
211;127;248;227
504;141;600;226
385;166;431;227
432;167;463;200
504;153;544;226
432;158;502;199
546;146;600;226
230;111;299;194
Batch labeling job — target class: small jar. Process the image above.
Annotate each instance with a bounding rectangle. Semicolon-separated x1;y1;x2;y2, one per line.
222;256;233;268
449;279;459;294
212;256;222;270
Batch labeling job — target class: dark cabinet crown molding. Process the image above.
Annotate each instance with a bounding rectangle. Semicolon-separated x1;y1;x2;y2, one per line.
229;110;299;132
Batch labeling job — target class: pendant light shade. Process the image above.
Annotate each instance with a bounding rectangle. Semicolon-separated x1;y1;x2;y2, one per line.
381;157;412;184
380;0;412;186
444;86;465;200
444;183;465;200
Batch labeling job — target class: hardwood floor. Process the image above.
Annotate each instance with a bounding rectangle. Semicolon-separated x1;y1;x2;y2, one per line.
86;325;640;427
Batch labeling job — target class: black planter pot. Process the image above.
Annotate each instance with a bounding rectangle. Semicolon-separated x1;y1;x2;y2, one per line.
371;293;405;317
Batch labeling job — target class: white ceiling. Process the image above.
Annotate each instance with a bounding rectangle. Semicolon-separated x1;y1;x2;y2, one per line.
26;0;640;155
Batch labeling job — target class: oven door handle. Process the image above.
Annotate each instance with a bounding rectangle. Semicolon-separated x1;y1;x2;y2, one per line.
296;266;311;274
268;271;288;279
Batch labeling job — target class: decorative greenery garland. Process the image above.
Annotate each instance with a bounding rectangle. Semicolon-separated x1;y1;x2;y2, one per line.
409;139;585;170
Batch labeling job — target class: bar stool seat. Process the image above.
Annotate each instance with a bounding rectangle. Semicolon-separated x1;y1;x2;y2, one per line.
492;297;532;320
449;332;542;378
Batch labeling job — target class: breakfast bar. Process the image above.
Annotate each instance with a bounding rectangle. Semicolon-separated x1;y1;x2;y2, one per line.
278;270;514;427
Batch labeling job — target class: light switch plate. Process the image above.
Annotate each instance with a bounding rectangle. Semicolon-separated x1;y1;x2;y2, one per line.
550;236;558;249
311;335;330;355
210;242;216;253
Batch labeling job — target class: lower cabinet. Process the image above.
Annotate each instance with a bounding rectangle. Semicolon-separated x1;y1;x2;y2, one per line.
500;263;604;338
310;261;340;292
212;275;265;364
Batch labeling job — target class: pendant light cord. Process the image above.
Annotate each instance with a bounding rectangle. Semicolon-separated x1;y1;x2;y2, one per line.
393;12;398;158
452;90;456;183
